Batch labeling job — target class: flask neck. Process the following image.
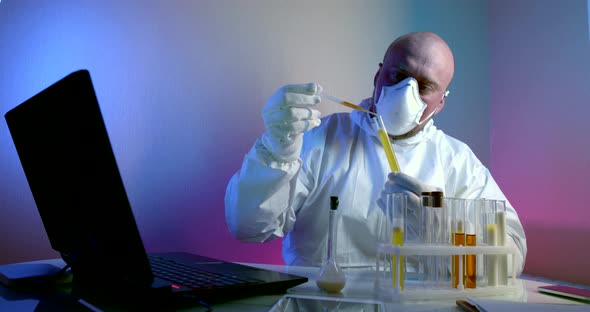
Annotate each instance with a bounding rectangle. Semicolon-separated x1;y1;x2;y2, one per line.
326;209;337;261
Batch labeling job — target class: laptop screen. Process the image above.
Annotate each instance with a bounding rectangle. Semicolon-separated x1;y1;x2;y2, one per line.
4;70;153;286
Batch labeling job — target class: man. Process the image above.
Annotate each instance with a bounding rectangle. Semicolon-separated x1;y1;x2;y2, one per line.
225;32;527;275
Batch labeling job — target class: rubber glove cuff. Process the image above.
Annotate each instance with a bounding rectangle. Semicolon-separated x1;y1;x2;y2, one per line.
260;131;303;163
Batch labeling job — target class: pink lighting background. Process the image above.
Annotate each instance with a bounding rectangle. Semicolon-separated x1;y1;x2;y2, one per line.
0;0;588;286
490;0;590;285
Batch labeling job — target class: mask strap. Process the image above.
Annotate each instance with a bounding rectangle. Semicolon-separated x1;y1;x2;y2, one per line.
432;90;450;115
419;90;448;125
418;105;437;125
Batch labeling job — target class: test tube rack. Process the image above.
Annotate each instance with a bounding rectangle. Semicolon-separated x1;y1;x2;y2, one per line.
375;243;521;301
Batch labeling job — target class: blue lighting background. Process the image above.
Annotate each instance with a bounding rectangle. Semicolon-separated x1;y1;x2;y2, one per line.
1;0;493;267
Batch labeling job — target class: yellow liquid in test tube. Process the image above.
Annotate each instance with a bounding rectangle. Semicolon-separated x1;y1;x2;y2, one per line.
372;115;400;172
372;115;403;290
321;94;399;171
377;128;400;172
392;227;405;290
452;231;465;288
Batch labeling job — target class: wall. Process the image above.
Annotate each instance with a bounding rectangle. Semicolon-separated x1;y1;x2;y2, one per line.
0;0;489;265
490;0;590;285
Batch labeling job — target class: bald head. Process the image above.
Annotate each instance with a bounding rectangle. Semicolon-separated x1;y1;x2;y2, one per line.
384;32;455;90
372;31;455;138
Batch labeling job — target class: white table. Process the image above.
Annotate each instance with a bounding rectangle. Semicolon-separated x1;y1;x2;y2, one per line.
1;259;588;311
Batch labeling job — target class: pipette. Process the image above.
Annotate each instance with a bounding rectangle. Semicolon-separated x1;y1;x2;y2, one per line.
321;93;378;116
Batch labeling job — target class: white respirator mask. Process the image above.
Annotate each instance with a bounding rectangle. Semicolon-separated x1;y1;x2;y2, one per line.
375;77;448;136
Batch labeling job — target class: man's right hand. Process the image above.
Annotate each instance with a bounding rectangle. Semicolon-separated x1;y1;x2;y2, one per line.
260;83;322;162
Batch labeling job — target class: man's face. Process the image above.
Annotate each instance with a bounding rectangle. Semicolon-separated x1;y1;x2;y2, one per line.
373;41;453;130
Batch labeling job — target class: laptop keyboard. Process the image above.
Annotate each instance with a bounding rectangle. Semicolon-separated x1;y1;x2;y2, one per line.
148;255;263;289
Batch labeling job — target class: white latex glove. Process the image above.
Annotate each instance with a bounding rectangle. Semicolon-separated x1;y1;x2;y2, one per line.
377;172;443;241
260;83;322;162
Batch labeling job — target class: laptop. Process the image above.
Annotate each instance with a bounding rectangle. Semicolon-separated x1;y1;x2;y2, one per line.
3;69;307;307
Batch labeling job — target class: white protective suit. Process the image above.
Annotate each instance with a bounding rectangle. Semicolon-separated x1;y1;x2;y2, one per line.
225;98;527;275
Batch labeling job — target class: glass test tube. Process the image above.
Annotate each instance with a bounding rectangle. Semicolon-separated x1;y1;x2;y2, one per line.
475;199;487;286
443;197;457;287
431;192;449;287
420;191;447;287
450;198;465;289
483;199;498;287
371;115;400;172
386;193;407;290
372;115;403;290
421;192;432;287
464;199;477;289
496;200;508;285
